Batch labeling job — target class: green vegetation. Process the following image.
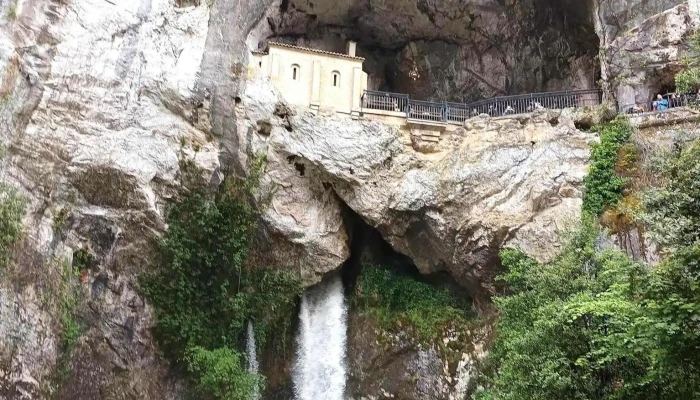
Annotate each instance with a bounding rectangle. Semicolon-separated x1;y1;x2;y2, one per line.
0;183;26;269
54;257;83;383
675;31;700;93
52;207;71;235
141;158;300;399
476;142;700;399
186;346;263;400
582;116;634;216
354;264;472;344
7;0;17;20
640;140;700;249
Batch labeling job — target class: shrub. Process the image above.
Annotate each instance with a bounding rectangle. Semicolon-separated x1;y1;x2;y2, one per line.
0;183;26;268
675;31;700;94
354;264;472;343
7;0;17;20
641;141;700;249
186;346;263;400
477;222;653;400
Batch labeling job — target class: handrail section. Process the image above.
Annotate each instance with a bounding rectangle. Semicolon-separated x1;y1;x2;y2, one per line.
619;94;699;115
361;89;604;124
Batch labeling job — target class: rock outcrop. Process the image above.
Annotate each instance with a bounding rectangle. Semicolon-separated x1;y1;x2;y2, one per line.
597;2;700;107
1;0;213;397
347;312;490;400
235;78;595;298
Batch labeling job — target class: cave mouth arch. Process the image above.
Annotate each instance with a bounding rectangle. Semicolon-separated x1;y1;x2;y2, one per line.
248;0;601;103
340;204;470;306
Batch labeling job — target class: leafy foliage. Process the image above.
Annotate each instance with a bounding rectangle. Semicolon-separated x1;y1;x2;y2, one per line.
141;159;300;399
640;141;700;249
54;257;83;383
186;346;263;400
477;141;700;400
675;32;700;94
582;116;635;216
0;183;26;269
354;264;472;343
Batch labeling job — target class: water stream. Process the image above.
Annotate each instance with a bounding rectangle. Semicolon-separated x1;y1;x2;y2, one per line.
293;274;349;400
246;320;260;400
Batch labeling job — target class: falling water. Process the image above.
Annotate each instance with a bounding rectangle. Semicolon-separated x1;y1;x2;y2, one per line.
293;274;348;400
246;320;260;400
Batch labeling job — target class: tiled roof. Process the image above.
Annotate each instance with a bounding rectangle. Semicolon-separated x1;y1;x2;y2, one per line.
266;42;365;61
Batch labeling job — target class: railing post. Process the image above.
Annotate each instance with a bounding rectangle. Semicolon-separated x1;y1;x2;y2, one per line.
406;95;410;119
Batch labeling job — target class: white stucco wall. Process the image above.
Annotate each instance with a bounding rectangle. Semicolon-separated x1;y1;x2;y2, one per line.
250;44;367;114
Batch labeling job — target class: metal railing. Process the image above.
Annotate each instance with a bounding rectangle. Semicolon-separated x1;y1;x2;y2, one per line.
619;94;699;115
360;89;603;125
445;102;470;124
362;90;409;113
466;89;602;117
408;100;444;122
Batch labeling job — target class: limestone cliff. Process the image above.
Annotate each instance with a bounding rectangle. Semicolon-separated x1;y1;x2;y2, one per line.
0;0;696;399
235;78;595;299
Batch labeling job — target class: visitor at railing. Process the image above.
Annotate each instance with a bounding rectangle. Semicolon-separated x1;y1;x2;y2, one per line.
623;92;698;115
653;94;669;111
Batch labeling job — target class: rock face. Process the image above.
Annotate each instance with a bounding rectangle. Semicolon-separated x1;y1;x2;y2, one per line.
1;0;213;397
347;312;490;400
236;79;595;298
597;1;700;107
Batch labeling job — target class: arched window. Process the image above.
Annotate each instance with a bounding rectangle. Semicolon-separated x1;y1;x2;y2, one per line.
332;71;340;87
292;64;300;80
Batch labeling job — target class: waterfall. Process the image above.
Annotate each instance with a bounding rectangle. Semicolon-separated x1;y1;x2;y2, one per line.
246;320;260;400
293;274;348;400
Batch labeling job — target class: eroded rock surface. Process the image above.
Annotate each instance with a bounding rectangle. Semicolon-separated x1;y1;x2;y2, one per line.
236;79;595;298
347;312;490;400
1;0;213;397
598;2;700;107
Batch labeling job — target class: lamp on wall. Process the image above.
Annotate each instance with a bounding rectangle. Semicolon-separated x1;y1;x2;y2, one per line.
406;43;420;81
408;62;420;81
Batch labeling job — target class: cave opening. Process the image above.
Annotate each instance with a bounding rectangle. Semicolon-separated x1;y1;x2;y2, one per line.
340;202;469;304
251;0;603;105
652;67;681;96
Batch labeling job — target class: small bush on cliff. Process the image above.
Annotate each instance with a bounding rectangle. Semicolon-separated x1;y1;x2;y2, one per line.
141;157;301;399
186;346;263;400
0;183;26;269
354;264;472;343
582;116;634;216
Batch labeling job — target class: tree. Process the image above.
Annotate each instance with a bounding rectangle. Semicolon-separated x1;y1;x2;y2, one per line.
141;159;300;399
477;141;700;399
675;32;700;93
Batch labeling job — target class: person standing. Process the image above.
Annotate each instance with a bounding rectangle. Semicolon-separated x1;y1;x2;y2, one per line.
653;94;669;111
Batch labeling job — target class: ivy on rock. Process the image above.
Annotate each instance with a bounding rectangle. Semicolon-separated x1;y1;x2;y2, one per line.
141;157;301;400
582;116;635;216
